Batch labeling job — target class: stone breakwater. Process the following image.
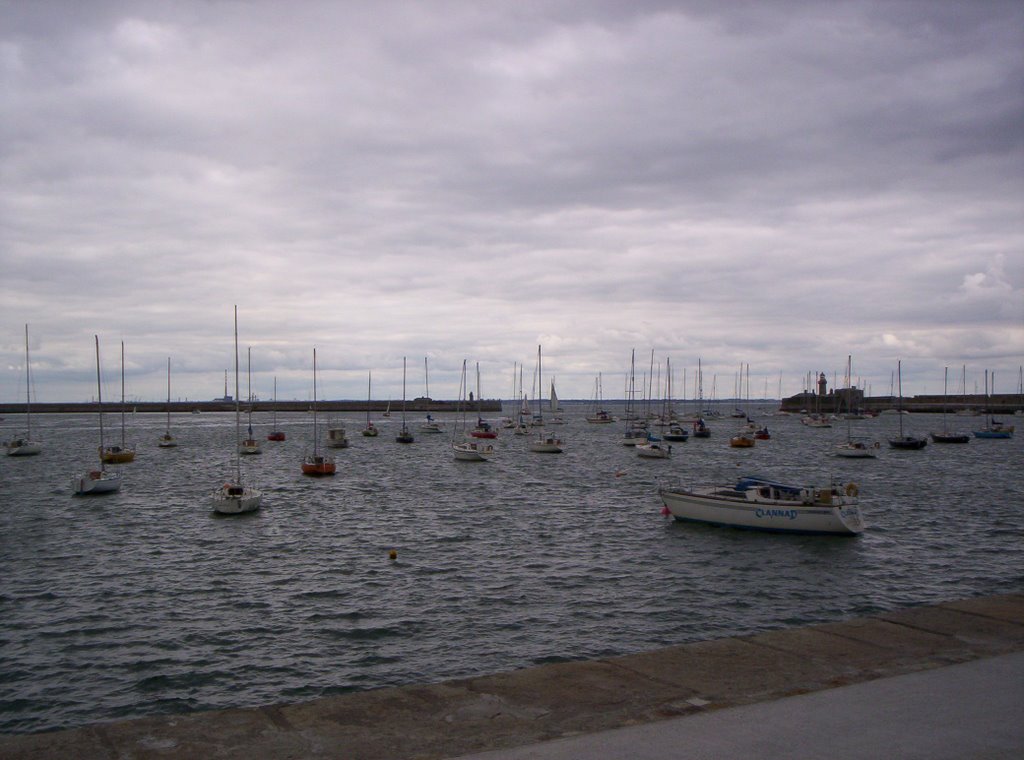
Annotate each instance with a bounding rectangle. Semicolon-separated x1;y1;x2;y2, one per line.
0;399;503;415
1;593;1021;759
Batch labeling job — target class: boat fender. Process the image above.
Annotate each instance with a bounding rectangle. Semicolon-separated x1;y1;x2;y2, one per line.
845;482;859;497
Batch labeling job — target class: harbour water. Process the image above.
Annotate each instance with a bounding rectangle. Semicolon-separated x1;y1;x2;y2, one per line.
2;406;1022;734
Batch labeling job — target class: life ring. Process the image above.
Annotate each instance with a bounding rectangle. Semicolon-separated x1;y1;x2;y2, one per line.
845;482;859;497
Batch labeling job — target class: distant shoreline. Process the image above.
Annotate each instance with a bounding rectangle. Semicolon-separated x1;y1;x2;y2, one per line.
1;393;1020;415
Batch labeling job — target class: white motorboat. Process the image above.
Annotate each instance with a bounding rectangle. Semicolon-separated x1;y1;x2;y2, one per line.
659;475;864;535
325;423;349;448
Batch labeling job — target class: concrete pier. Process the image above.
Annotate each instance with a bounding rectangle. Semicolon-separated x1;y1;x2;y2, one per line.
1;593;1021;759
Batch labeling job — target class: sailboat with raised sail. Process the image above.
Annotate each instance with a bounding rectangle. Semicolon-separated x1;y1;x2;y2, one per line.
5;324;42;456
548;374;565;425
74;336;123;495
396;356;414;443
302;348;336;475
267;377;286;441
101;341;135;463
211;306;262;514
888;360;927;449
158;357;178;447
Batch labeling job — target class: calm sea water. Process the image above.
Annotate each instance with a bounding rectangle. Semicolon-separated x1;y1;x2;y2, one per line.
2;406;1022;733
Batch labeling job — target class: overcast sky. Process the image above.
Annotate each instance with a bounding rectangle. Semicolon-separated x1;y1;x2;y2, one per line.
2;0;1022;404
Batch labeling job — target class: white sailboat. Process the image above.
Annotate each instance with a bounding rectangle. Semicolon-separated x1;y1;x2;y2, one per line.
73;336;123;495
5;324;42;456
836;356;877;457
530;345;563;453
158;357;178;447
212;306;262;514
419;357;445;433
453;359;494;461
548;377;566;425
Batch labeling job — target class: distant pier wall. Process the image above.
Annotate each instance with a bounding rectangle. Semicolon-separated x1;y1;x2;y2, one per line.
0;399;503;415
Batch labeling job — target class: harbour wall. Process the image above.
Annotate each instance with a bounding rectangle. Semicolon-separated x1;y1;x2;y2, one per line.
0;399;503;415
0;592;1021;759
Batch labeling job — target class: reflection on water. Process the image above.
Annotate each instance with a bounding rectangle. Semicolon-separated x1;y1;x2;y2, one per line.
1;407;1022;732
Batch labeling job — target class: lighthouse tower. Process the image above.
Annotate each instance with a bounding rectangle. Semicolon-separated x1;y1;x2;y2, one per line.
817;372;828;397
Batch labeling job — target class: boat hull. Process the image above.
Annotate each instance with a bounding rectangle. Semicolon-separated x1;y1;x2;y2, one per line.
211;485;261;514
636;443;670;458
100;446;135;463
73;470;122;495
302;456;336;476
158;435;177;448
973;430;1013;439
930;432;970;444
659;484;864;535
888;436;928;450
529;436;563;453
267;431;286;441
453;441;494;461
5;440;42;456
836;442;878;458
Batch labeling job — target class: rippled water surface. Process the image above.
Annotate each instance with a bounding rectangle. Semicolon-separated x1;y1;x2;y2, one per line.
2;407;1022;733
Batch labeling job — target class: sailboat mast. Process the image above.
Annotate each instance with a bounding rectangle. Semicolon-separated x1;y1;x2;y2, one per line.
95;336;105;469
312;348;318;455
233;306;241;483
402;356;408;422
424;356;429;399
120;341;126;447
24;324;32;438
166;357;172;433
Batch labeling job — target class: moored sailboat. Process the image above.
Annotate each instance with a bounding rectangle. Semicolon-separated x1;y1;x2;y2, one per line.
239;347;262;454
157;357;178;447
659;475;864;535
453;360;494;461
5;324;42;457
73;335;123;495
888;360;927;449
361;371;379;437
211;306;262;514
931;367;970;443
267;377;286;441
396;356;414;444
100;341;135;463
302;348;336;476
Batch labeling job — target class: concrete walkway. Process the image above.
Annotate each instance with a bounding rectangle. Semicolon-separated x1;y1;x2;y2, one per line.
1;593;1022;759
456;651;1024;759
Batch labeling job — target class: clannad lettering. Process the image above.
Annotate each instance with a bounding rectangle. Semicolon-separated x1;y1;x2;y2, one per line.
755;508;798;520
